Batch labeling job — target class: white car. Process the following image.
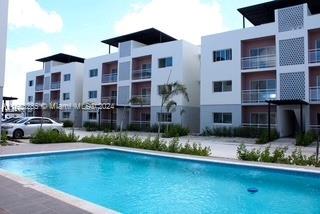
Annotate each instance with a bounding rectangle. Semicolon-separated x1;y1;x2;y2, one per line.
2;117;63;139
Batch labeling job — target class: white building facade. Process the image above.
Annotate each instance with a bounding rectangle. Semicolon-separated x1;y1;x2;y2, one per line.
82;29;200;132
25;54;84;126
200;1;320;137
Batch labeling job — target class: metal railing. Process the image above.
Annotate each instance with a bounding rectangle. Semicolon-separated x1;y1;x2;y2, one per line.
34;99;43;104
310;87;320;102
131;95;151;105
242;89;276;104
309;125;320;131
242;123;277;128
35;84;44;91
101;96;117;104
132;68;151;80
241;54;276;70
51;82;60;90
130;121;151;129
309;49;320;64
102;73;117;83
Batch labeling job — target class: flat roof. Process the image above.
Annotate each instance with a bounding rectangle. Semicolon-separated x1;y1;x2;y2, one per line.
238;0;320;26
3;96;18;101
36;53;84;63
266;99;309;105
101;28;177;47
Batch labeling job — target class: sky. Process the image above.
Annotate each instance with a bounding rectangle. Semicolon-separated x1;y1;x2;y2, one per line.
5;0;266;103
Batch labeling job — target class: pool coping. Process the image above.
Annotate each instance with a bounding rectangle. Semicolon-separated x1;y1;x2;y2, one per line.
0;145;319;214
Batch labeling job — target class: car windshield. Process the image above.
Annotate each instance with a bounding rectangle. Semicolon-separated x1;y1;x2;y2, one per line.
16;118;29;124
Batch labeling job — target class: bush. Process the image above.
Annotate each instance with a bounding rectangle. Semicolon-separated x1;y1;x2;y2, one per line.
201;126;278;139
31;129;79;144
162;124;189;138
296;131;316;146
62;120;73;128
256;129;279;144
83;122;100;131
1;132;8;146
237;144;319;167
81;133;211;156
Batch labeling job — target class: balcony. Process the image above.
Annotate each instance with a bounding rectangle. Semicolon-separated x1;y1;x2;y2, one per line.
309;49;320;64
130;121;150;129
102;73;117;83
51;82;60;90
242;89;276;104
241;54;276;70
242;123;277;128
130;95;151;105
50;99;60;104
310;87;320;102
132;68;151;80
34;99;43;104
35;84;44;91
101;96;117;104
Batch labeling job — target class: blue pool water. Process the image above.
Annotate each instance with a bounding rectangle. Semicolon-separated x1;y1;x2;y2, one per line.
0;149;319;214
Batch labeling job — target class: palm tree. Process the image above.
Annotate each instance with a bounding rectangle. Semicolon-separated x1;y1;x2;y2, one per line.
157;81;189;138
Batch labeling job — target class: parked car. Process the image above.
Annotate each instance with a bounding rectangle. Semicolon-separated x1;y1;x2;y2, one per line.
2;117;63;139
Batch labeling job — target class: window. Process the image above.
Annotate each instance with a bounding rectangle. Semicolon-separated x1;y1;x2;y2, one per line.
63;93;70;100
28;96;33;102
42;119;53;124
213;81;232;92
63;112;70;119
88;90;97;99
250;79;276;90
317;76;320;86
158;57;173;68
158;85;172;95
213;49;232;62
316;39;320;49
213;113;232;124
28;119;41;124
64;74;71;81
29;80;33;87
157;113;172;122
89;69;98;77
88;112;97;120
250;112;276;125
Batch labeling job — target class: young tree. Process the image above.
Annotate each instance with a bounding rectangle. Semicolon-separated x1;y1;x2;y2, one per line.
158;81;189;138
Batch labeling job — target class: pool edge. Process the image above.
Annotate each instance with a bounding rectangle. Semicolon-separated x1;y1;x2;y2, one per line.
0;169;119;214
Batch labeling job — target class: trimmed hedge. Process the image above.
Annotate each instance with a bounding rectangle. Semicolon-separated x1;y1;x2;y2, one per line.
162;124;189;138
81;133;211;156
31;129;79;144
296;131;317;146
62;120;73;128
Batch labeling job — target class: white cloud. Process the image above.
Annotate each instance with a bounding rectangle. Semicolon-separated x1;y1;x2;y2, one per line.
114;0;226;45
4;42;52;103
8;0;63;33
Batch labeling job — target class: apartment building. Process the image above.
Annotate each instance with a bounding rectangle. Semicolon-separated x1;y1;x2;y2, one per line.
82;28;200;132
25;54;84;126
200;0;320;137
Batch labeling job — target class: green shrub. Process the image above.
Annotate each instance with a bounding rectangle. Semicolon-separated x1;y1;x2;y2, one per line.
1;132;8;146
31;129;79;144
201;126;278;139
296;131;316;146
256;129;279;144
62;120;73;128
162;124;189;138
81;133;211;156
83;122;100;131
237;144;319;167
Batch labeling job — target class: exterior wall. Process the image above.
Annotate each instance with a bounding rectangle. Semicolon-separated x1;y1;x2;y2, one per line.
241;36;275;57
0;0;8;88
242;71;276;89
200;105;241;131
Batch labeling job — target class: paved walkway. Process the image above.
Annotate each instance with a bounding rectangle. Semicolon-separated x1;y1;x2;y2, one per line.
0;175;90;214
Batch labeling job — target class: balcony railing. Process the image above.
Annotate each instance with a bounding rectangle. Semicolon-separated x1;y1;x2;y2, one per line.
35;99;43;104
242;123;277;128
241;54;276;70
51;82;60;90
309;49;320;64
35;84;44;91
50;99;60;104
310;87;320;102
101;96;117;104
130;121;151;129
132;69;151;80
242;89;276;104
131;95;151;105
102;73;117;83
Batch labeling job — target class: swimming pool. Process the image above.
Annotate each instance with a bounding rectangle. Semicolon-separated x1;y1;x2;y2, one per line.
0;149;319;214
